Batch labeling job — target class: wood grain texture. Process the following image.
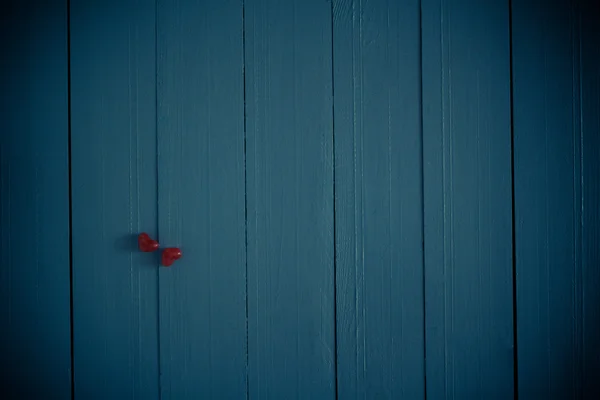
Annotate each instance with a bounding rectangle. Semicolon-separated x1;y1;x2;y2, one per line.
0;1;71;397
156;1;247;398
512;0;600;397
422;0;514;398
70;1;159;398
580;2;600;396
332;0;425;398
244;0;335;398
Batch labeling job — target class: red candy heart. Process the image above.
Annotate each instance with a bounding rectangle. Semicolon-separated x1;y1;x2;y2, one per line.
161;247;182;267
138;233;159;252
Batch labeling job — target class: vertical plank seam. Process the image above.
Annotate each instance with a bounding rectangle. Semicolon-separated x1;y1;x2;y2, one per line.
543;24;551;398
127;22;135;397
133;19;143;399
154;0;162;397
418;0;427;398
507;0;519;398
358;0;367;396
439;0;450;396
576;4;585;391
242;0;250;398
386;1;394;397
293;4;300;395
206;19;214;394
570;2;583;396
330;0;339;398
66;0;75;397
570;6;576;387
475;67;482;399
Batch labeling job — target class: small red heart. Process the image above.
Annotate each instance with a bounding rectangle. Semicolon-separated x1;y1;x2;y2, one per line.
138;233;159;252
161;247;182;267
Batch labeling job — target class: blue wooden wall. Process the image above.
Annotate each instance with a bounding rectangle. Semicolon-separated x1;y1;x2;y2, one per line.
0;0;72;397
422;1;515;398
1;0;599;398
157;1;247;397
245;1;336;398
512;0;600;398
333;0;425;397
70;0;159;398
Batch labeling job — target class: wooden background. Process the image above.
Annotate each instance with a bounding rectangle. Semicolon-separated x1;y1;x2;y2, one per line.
1;0;599;398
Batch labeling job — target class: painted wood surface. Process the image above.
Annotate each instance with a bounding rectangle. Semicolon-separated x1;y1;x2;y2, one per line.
6;2;598;398
244;0;336;398
0;1;71;397
70;1;159;398
422;0;515;398
579;3;600;396
332;0;425;398
156;1;247;398
512;0;600;398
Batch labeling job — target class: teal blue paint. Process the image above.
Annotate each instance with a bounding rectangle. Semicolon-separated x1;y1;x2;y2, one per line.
512;0;600;398
70;1;160;398
422;0;515;398
244;0;336;398
333;0;425;398
0;1;71;397
5;1;600;398
156;1;247;398
580;3;600;395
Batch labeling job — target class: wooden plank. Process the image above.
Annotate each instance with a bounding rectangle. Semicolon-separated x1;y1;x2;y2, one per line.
580;1;600;396
70;1;159;398
512;2;578;398
156;1;247;398
512;0;600;397
0;1;71;397
332;0;424;398
422;0;514;398
244;0;335;397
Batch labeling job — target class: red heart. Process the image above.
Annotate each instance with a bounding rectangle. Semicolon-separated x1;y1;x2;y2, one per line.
161;248;182;267
138;233;159;252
